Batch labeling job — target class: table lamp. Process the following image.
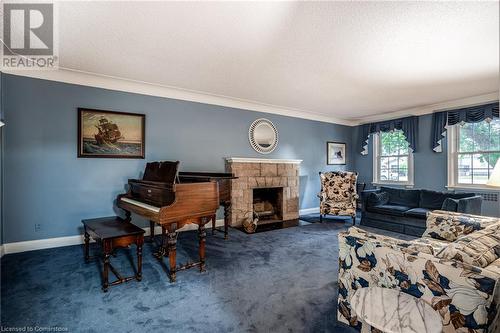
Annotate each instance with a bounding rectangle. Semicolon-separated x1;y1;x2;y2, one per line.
486;160;500;187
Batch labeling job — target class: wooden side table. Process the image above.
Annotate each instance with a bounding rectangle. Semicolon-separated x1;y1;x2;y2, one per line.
350;287;442;333
82;216;145;292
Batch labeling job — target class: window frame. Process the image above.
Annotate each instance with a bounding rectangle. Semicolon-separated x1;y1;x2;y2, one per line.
372;131;414;187
447;121;500;190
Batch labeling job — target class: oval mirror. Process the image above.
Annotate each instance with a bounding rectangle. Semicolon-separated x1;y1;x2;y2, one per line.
249;118;278;154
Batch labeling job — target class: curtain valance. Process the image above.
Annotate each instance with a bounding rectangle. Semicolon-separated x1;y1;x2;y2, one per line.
359;116;418;155
431;102;499;152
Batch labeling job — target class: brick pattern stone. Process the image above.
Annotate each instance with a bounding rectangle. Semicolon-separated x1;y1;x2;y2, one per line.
226;162;300;227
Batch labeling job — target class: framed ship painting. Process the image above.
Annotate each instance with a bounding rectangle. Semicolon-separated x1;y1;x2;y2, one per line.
78;108;145;159
327;142;346;165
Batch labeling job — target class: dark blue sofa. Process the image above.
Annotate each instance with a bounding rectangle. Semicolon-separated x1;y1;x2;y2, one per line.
360;187;482;236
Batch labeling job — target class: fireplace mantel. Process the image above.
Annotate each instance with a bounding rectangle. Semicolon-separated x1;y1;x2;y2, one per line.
225;157;302;164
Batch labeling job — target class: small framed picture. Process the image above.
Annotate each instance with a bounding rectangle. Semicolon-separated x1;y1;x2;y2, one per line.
78;108;145;159
327;142;346;165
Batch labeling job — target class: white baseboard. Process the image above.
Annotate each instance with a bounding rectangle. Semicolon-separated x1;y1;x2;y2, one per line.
2;219;225;256
299;207;319;215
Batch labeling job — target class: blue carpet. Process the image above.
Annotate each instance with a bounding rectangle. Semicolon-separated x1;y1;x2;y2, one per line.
1;222;358;333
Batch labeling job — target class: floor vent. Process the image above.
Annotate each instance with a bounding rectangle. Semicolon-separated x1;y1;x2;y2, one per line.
480;193;498;202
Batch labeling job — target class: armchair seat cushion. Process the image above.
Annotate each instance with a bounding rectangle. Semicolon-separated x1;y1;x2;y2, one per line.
367;204;412;217
403;207;430;219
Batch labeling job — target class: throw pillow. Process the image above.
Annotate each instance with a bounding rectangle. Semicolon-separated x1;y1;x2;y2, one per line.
422;210;497;242
367;192;389;207
441;198;459;212
436;224;500;268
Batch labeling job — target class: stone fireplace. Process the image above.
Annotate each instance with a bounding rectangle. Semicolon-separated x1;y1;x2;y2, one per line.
225;158;302;227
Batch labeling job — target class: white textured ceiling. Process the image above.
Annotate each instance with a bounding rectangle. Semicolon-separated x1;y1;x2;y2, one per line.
54;1;499;122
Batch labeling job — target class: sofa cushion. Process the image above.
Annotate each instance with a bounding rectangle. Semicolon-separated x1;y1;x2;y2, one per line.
422;210;499;242
380;187;420;207
367;204;412;217
403;207;430;219
419;189;449;210
441;198;459;212
436;223;500;268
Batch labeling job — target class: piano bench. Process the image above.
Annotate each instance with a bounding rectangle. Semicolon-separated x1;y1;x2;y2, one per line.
82;216;145;292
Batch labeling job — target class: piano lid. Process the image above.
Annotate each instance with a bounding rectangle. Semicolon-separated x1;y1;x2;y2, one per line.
178;171;236;180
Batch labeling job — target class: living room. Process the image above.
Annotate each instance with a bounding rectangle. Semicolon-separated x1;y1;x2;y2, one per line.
0;1;499;333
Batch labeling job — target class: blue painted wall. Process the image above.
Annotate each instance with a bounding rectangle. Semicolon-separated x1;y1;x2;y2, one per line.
2;74;353;243
352;113;499;216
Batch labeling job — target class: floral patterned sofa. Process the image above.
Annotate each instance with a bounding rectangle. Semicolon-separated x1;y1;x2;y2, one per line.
337;210;500;333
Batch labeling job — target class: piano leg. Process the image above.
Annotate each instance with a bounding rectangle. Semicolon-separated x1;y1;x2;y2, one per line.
198;221;207;272
84;230;90;263
102;240;111;292
211;216;216;236
149;220;155;243
124;210;131;222
167;225;177;283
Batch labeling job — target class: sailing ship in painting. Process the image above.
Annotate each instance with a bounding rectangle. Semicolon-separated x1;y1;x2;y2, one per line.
79;108;145;158
94;117;123;145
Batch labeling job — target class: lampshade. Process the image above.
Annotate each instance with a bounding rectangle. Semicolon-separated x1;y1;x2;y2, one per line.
487;160;500;187
0;121;4;127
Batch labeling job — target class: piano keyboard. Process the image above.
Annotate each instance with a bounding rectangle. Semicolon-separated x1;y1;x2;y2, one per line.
121;197;161;213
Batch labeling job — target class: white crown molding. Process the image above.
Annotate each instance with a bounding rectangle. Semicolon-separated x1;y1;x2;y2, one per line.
226;157;302;164
356;92;499;125
2;68;358;126
2;219;225;255
3;70;497;127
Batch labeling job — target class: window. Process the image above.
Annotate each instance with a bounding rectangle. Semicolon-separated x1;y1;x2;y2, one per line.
373;130;414;185
449;118;500;187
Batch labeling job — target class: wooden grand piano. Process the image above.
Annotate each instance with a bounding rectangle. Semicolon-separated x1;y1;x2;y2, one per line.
117;161;224;282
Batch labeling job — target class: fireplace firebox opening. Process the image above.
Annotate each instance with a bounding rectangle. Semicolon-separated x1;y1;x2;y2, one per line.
253;187;283;224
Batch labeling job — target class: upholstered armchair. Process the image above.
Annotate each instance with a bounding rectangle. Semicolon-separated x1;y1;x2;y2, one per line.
318;171;358;224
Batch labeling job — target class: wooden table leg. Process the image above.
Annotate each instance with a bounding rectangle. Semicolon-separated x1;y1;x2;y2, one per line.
199;221;207;272
102;240;111;292
136;236;143;281
167;224;177;283
223;202;230;240
84;230;90;263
